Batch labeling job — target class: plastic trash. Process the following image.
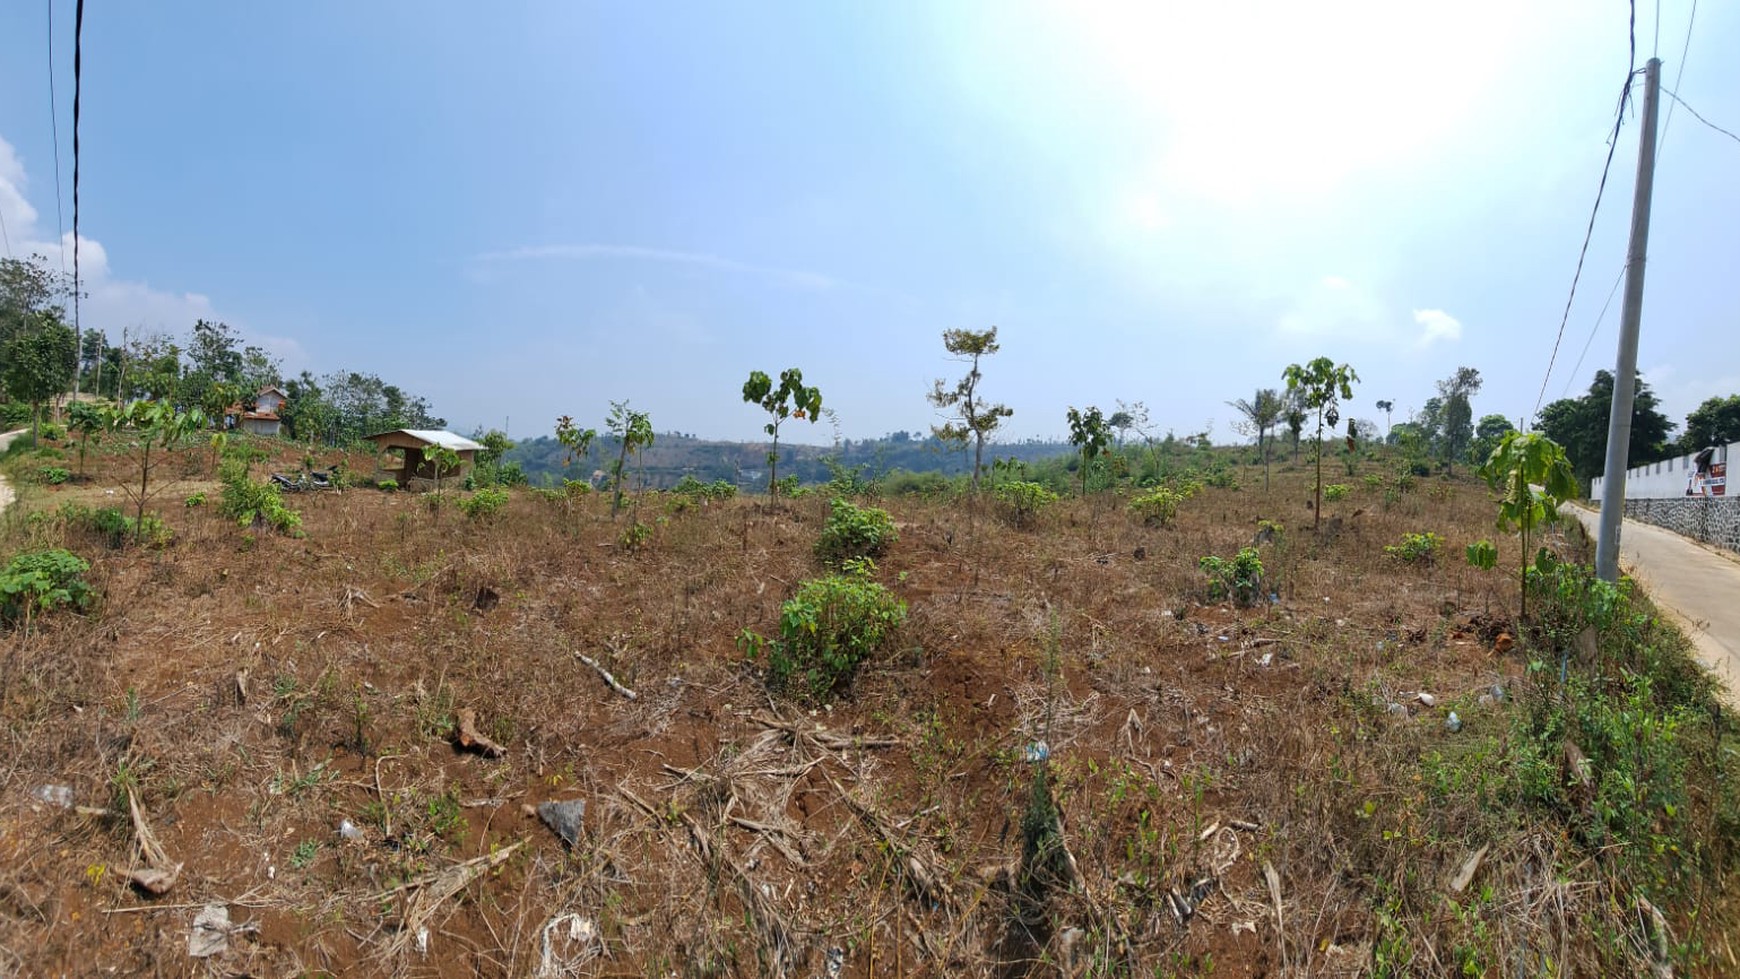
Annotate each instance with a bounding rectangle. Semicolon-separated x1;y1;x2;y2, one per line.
338;819;363;840
1445;711;1463;733
1386;702;1408;718
1258;652;1273;667
1417;692;1436;708
31;785;73;808
824;946;845;979
1022;741;1051;763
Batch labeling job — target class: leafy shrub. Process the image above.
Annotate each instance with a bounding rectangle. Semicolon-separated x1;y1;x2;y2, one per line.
994;480;1058;528
35;466;70;484
1465;539;1497;570
823;457;874;497
78;506;172;549
1204;466;1239;490
672;474;737;502
376;478;399;492
618;519;653;551
1128;487;1184;528
37;423;66;442
185;491;207;508
0;548;93;625
219;461;303;536
1322;483;1350;502
1406;460;1433;477
877;469;953;497
1362;474;1386;492
1385;531;1443;564
773;474;811;499
0;403;30;428
815;498;898;565
739;559;907;702
457;487;509;520
1200;547;1266;605
1394;472;1417;493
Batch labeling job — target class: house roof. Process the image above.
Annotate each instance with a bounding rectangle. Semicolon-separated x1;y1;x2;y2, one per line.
365;429;485;452
256;386;288;398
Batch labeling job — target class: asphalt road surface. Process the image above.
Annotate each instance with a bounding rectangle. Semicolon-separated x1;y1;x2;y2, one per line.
1565;504;1740;695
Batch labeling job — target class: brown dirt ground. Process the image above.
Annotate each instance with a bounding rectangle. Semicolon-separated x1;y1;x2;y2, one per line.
0;437;1728;976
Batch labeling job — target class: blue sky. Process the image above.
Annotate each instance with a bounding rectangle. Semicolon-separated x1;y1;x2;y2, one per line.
1;2;1735;444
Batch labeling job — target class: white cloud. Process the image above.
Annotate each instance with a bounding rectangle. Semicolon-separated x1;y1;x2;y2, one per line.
0;132;302;368
472;243;837;290
1413;308;1463;347
1277;275;1387;338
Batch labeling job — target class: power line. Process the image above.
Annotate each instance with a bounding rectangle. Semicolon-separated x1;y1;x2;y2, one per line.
1533;1;1639;417
73;0;84;355
1664;87;1740;147
46;0;67;270
1560;265;1627;402
1658;0;1697;158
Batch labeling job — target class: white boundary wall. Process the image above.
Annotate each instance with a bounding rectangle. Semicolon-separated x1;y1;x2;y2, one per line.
1591;440;1735;499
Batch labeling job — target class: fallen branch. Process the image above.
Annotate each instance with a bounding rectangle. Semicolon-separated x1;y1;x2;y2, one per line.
454;708;507;758
373;841;525;957
751;713;902;750
124;787;182;896
576;652;636;700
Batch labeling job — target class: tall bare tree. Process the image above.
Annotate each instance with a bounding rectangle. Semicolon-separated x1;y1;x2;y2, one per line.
929;327;1012;493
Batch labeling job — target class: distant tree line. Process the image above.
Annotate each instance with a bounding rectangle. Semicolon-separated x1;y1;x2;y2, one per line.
0;254;443;446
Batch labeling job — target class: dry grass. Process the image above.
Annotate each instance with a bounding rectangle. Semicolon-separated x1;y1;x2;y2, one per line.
0;436;1734;976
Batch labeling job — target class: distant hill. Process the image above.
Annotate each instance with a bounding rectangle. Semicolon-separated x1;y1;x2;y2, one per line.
501;431;1078;489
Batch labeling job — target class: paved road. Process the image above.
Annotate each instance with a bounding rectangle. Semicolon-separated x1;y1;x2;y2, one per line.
1565;505;1740;694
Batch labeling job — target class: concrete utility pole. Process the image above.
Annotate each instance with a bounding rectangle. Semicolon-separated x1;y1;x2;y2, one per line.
1596;57;1662;583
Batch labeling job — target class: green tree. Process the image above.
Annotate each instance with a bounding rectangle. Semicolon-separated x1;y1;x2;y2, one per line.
0;255;71;350
1435;366;1482;473
928;327;1013;494
1066;405;1112;497
742;368;822;499
68;400;106;478
105;401;205;542
1535;370;1675;485
605;401;654;520
1227;387;1284;491
1282;357;1359;529
475;429;513;465
1375;399;1394;438
1468;414;1516;468
1478;431;1577;620
1680;394;1740;452
2;320;78;437
554;415;597;472
1283;390;1307;462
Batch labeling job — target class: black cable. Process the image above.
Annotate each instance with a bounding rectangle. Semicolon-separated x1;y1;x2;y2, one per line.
46;0;67;270
1659;0;1699;160
1664;88;1740;147
72;0;83;339
1561;265;1627;401
1531;67;1635;417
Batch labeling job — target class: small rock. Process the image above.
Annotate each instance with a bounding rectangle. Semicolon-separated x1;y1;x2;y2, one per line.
1386;702;1409;718
1477;694;1495;708
824;946;845;978
538;799;588;848
31;785;73;808
1258;652;1273;667
1417;692;1436;708
1490;683;1507;702
1444;711;1463;733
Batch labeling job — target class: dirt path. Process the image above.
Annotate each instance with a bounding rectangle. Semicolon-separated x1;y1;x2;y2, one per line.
0;428;26;516
1565;504;1740;694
